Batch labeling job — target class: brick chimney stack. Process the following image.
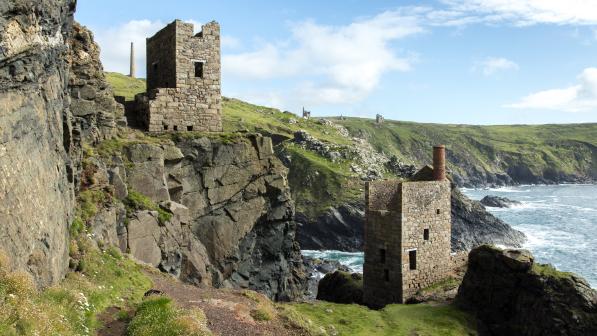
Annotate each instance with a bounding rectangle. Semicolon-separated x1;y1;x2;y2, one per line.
129;42;135;78
433;145;446;181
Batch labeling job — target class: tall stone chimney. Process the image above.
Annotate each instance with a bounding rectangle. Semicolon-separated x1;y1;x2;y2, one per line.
432;145;446;181
129;42;135;78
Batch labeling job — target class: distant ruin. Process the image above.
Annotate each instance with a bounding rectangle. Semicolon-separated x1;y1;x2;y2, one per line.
131;19;222;132
302;107;311;119
363;145;454;307
376;114;384;124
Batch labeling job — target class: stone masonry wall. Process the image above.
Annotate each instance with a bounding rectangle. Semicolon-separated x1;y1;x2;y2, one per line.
399;181;452;301
143;20;222;133
363;180;452;307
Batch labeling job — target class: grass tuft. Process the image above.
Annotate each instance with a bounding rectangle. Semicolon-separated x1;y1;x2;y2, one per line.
124;190;172;225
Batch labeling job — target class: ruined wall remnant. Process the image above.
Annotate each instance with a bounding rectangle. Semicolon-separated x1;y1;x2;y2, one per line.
363;146;453;307
138;20;222;133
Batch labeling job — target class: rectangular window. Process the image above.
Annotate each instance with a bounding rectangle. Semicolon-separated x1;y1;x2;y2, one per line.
187;126;193;131
424;229;430;241
194;61;204;78
152;62;159;72
436;209;441;215
173;125;178;131
409;250;417;270
379;248;386;264
163;125;168;131
384;269;389;282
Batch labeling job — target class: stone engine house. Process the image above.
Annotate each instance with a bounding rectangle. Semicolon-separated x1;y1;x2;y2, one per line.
137;19;222;132
363;146;452;307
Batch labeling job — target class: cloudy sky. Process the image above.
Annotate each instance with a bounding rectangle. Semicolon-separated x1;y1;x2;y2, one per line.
76;0;597;124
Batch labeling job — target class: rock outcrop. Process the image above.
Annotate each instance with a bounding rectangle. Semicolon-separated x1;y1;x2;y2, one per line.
90;135;308;301
0;0;77;287
480;195;521;208
316;271;363;304
456;245;597;336
67;22;123;144
451;187;526;251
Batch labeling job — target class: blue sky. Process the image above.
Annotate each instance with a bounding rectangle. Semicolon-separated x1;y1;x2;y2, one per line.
76;0;597;124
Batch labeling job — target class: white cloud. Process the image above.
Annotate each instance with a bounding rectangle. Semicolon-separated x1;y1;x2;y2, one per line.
506;68;597;112
93;20;165;76
93;19;213;77
473;57;519;76
223;11;422;107
442;0;597;26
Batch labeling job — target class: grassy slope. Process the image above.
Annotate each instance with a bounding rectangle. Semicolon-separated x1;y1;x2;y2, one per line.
105;72;146;100
291;301;476;336
105;73;597;217
335;118;597;180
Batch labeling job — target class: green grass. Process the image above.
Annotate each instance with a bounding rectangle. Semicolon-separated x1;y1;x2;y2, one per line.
105;72;146;100
77;189;108;223
0;243;152;335
531;263;575;280
291;301;477;336
127;296;211;336
124;190;172;224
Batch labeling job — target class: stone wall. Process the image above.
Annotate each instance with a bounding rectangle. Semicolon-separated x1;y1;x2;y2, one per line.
363;180;452;307
400;181;452;300
142;20;222;133
0;0;77;287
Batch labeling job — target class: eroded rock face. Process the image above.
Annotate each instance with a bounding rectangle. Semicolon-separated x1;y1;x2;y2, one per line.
93;135;307;301
67;22;123;143
456;245;597;336
0;0;77;287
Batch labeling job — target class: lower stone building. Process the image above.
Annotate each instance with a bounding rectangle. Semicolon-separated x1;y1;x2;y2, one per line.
363;146;452;307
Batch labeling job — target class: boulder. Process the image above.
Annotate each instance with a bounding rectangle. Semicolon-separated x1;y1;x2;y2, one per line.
317;271;363;304
480;195;521;208
456;245;597;336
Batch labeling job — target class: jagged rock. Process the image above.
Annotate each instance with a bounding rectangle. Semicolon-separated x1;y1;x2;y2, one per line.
127;211;162;267
67;22;122;143
456;245;597;336
451;186;526;251
303;256;352;299
317;271;363;304
124;143;170;202
480;195;521;208
0;0;77;288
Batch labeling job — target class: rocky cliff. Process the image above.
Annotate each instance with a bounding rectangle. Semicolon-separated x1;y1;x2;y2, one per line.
84;134;307;300
0;0;77;287
456;245;597;336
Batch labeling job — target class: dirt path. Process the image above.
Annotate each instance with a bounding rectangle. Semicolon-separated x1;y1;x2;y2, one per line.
147;272;307;336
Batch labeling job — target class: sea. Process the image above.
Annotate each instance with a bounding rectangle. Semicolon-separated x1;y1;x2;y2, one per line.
302;184;597;287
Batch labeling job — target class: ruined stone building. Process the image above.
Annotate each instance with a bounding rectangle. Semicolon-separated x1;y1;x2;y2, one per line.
363;146;452;307
302;107;311;119
134;20;222;132
376;114;384;124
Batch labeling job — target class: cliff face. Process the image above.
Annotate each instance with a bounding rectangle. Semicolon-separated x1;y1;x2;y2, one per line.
0;0;77;287
87;135;307;300
456;245;597;336
67;22;122;144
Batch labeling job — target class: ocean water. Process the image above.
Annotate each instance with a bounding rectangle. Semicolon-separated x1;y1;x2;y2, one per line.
302;184;597;287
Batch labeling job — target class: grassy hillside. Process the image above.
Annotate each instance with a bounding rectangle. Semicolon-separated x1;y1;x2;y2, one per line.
105;72;146;100
105;72;597;218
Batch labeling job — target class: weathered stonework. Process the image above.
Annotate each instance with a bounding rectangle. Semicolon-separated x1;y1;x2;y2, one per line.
363;180;452;307
137;20;222;133
363;147;454;307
